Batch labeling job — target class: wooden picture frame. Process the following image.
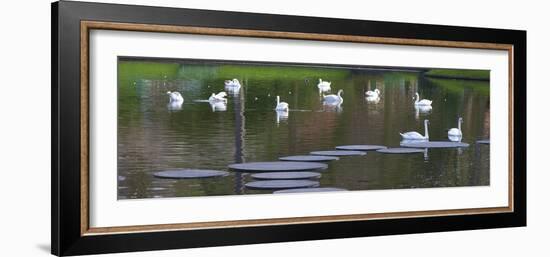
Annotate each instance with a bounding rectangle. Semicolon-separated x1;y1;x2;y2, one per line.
52;1;526;256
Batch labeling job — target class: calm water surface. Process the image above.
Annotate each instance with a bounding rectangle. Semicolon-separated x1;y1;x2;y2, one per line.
117;60;490;199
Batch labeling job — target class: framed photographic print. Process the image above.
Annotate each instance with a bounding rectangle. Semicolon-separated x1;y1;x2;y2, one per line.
52;1;526;256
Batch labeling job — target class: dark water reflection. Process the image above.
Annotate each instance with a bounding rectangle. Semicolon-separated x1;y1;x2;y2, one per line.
118;61;490;199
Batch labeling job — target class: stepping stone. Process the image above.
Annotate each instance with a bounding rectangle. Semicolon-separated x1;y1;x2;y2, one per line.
147;187;168;191
335;145;387;151
228;161;327;172
376;148;425;154
251;172;321;180
279;155;339;162
153;169;228;179
273;187;348;194
245;180;319;190
400;141;470;148
477;139;490;145
310;150;366;156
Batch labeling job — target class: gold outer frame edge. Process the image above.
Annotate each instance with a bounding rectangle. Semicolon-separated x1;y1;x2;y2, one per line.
80;20;514;236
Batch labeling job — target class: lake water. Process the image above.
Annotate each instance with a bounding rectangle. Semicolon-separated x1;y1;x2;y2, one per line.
117;60;490;199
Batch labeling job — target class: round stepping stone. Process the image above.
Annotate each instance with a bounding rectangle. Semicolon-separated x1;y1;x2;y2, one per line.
245;180;319;190
279;155;339;162
336;145;387;151
228;161;327;172
477;139;490;145
147;187;168;191
310;150;366;156
251;172;321;180
153;169;228;179
400;141;470;148
273;187;348;194
376;148;425;154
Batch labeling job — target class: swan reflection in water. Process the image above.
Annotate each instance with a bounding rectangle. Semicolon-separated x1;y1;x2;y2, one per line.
210;101;227;112
398;139;430;161
414;105;432;120
275;110;289;125
365;95;380;104
448;134;463;142
399;140;430;162
420;148;429;161
322;101;343;113
422;146;466;162
167;101;183;111
225;85;241;96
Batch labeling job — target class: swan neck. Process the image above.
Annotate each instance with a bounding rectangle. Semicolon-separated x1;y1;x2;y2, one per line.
458;119;462;131
415;93;419;103
276;96;280;105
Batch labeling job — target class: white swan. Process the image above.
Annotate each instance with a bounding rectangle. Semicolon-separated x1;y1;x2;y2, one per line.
275;95;289;111
365;88;380;97
166;91;184;103
209;91;227;103
323;89;344;104
414;92;432;106
224;78;241;88
400;119;430;140
448;117;463;142
317;78;331;93
224;79;241;95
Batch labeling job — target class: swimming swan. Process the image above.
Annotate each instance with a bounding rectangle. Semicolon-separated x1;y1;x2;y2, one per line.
209;91;227;103
414;92;432;106
317;78;331;92
275;95;289;111
166;91;184;103
400;119;430;140
448;117;463;141
323;89;344;104
224;78;241;88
